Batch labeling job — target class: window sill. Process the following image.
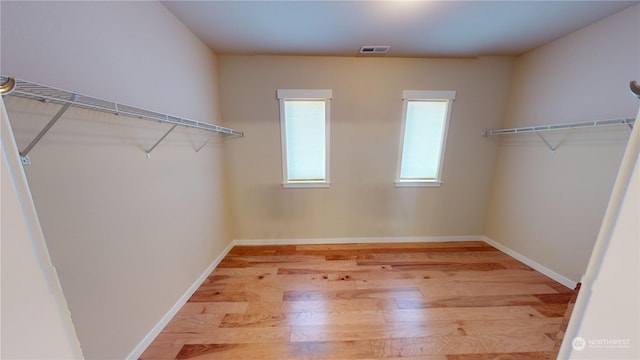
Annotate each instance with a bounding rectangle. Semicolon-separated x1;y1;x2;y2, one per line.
394;180;442;188
283;181;331;189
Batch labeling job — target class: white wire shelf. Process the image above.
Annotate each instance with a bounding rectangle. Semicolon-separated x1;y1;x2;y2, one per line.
1;75;243;164
482;117;635;152
482;117;635;137
1;76;244;136
484;82;638;137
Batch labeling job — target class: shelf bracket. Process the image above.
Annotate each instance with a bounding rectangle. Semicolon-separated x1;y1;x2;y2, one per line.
195;135;216;153
145;124;177;158
19;94;77;165
535;131;558;153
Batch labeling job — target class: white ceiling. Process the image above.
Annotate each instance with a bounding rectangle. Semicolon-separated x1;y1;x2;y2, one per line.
162;1;638;58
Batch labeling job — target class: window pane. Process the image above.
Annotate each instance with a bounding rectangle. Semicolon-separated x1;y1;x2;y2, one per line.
284;100;326;181
400;100;447;180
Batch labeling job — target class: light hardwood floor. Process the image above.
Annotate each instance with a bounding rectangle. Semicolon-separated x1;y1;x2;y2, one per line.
140;241;578;359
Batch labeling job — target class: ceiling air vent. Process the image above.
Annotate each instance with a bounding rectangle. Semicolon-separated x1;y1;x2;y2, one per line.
359;45;390;55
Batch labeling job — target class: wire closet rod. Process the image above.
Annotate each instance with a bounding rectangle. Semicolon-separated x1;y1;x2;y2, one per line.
484;80;639;137
0;75;244;136
482;117;635;136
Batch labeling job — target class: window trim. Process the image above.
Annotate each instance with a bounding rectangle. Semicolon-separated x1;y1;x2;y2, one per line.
277;89;332;188
395;90;456;187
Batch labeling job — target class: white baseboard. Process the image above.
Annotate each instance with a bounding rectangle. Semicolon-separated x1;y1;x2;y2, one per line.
126;241;236;360
482;236;576;289
236;236;576;289
233;235;484;246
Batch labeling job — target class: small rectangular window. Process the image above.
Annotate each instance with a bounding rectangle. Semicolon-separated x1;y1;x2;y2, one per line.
277;89;331;188
396;90;456;187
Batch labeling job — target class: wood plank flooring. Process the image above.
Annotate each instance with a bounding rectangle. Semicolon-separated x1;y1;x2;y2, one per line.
140;241;577;359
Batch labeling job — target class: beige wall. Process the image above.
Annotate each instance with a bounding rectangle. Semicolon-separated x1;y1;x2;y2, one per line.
1;1;233;359
485;5;640;283
219;55;514;240
4;1;636;358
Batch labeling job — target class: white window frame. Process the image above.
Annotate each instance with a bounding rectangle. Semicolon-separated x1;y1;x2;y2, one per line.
395;90;456;187
277;89;332;188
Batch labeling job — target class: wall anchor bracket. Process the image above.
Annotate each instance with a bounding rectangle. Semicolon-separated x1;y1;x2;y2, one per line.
20;155;31;166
